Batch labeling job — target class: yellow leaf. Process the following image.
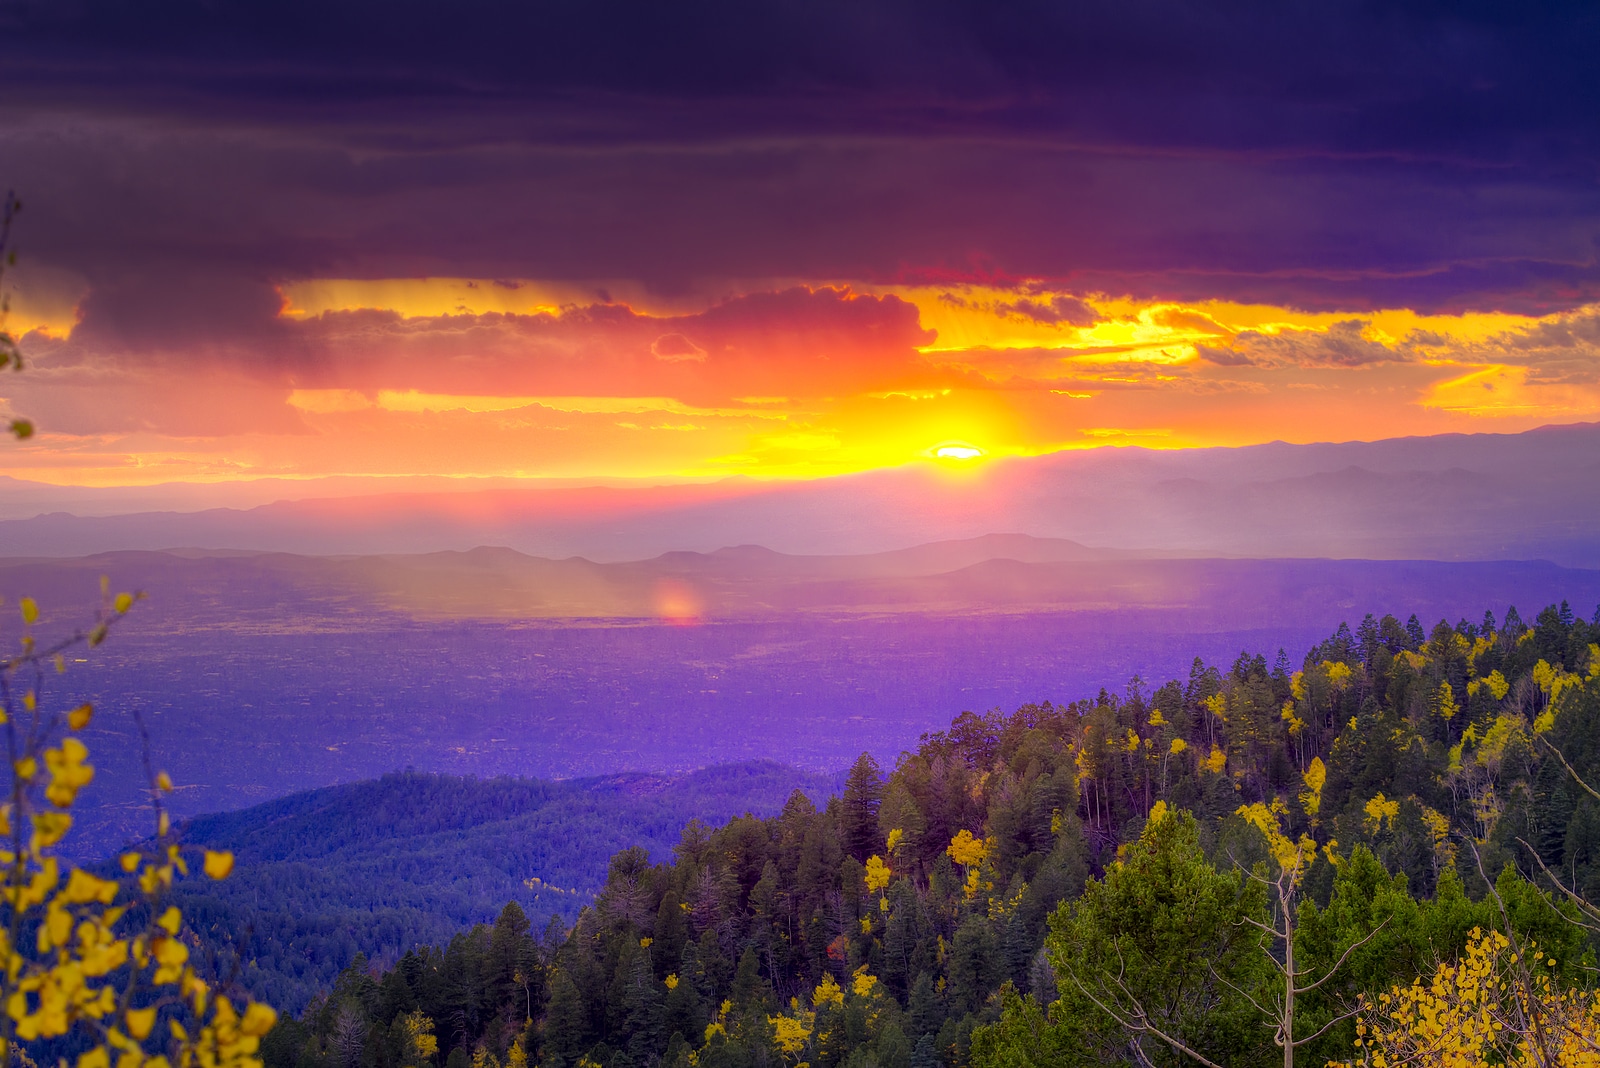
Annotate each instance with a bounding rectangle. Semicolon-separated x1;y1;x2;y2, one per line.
240;1002;279;1037
158;906;181;935
69;703;94;730
156;772;173;793
19;597;38;624
203;850;235;880
114;592;133;614
126;1007;156;1040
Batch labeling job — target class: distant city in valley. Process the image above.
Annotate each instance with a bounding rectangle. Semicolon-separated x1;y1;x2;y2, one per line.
4;493;1597;857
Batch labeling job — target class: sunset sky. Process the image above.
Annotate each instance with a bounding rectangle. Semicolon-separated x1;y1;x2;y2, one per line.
3;2;1600;487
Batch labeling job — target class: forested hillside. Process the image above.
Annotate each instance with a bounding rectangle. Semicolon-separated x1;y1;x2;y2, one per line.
261;602;1600;1068
165;762;838;1013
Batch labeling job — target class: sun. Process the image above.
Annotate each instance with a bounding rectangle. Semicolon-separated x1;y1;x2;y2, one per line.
932;443;984;460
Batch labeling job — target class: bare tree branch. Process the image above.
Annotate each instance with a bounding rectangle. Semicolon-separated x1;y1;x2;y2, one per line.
1060;962;1229;1068
1515;837;1600;931
1538;737;1600;805
1294;917;1392;996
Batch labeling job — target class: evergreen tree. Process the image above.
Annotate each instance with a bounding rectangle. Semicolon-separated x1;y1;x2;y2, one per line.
840;753;885;862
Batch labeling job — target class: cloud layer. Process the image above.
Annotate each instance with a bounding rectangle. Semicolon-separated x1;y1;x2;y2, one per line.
3;1;1600;484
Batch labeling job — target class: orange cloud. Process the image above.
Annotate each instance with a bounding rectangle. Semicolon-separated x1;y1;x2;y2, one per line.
272;286;941;407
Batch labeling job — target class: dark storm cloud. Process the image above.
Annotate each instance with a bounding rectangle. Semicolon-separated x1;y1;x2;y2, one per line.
2;0;1599;320
6;0;1597;166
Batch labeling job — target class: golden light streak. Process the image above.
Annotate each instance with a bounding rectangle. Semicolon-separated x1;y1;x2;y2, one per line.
1421;364;1600;417
278;278;689;319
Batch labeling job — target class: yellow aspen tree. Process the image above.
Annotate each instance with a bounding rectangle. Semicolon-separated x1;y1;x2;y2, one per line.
1;591;279;1068
766;1012;812;1066
946;831;989;899
1335;928;1600;1067
397;1010;438;1068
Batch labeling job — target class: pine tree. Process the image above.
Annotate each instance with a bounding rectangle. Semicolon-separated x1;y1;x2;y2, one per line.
841;753;885;862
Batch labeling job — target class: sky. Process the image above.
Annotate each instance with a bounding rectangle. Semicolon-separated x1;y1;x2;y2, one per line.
3;1;1600;487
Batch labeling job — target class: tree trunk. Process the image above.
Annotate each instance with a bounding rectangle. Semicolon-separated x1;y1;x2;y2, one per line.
1281;895;1295;1068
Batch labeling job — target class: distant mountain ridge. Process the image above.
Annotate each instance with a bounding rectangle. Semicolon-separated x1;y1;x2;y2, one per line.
6;539;1600;626
2;421;1599;563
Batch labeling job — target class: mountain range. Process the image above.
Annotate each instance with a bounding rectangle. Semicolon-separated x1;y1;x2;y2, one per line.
2;422;1599;563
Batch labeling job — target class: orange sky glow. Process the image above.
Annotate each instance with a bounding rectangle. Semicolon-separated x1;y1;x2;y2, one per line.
3;275;1598;488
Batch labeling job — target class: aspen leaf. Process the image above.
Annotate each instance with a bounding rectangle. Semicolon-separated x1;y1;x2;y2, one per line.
19;597;37;624
69;703;93;730
114;593;133;614
204;850;235;880
126;1008;156;1040
240;1002;279;1036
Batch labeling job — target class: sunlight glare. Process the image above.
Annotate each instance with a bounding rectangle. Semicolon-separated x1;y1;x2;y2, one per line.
933;444;984;460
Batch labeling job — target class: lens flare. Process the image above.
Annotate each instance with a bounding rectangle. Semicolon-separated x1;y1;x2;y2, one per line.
652;580;703;625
